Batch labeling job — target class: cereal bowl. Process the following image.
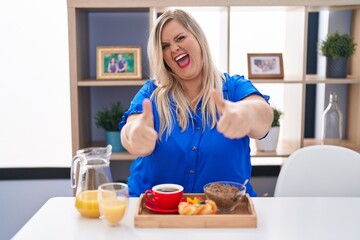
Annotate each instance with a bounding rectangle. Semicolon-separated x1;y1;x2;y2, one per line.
203;181;246;212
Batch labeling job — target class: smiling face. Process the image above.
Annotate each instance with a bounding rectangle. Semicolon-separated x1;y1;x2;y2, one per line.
161;20;203;83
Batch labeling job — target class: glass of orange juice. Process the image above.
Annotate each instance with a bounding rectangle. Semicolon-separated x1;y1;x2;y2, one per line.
98;182;129;226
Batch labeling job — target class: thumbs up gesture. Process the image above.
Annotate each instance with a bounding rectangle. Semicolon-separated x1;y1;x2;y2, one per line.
122;99;158;156
211;90;252;139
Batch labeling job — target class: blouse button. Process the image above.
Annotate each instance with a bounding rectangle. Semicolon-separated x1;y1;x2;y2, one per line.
189;169;195;174
196;127;200;131
191;146;197;151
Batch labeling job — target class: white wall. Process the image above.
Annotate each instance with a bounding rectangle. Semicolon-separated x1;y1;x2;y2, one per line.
0;0;71;167
171;7;228;72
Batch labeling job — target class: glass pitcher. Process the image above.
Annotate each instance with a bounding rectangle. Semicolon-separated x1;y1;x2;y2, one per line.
71;145;113;218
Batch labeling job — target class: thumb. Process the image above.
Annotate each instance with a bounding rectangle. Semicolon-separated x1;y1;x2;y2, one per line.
142;98;154;120
211;90;225;113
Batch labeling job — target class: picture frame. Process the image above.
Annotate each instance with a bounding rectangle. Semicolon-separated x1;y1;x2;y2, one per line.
96;46;142;80
247;53;284;79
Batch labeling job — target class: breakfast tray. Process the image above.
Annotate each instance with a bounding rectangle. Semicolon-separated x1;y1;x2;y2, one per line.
134;193;257;228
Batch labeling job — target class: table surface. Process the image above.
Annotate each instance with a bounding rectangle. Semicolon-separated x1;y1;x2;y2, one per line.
13;197;360;240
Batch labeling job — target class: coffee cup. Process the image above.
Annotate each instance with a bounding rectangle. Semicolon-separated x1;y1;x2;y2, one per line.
145;183;184;210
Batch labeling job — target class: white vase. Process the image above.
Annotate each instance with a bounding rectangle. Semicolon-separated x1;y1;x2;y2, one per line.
255;127;280;152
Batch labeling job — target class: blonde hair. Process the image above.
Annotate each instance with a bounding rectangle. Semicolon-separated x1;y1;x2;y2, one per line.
147;9;223;138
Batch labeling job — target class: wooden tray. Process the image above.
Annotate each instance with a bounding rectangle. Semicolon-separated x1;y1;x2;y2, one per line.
134;193;257;228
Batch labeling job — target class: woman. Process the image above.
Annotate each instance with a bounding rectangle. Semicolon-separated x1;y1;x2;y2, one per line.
107;57;118;73
119;9;273;197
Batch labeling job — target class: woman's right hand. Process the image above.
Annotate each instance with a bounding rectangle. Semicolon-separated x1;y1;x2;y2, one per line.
121;99;158;156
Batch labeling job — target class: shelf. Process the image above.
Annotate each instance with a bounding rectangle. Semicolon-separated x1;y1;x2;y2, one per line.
78;79;147;87
77;75;360;86
112;151;136;161
303;138;360;153
250;78;303;84
308;5;360;12
251;75;360;84
90;141;136;160
112;139;360;160
87;138;302;161
251;157;285;166
112;151;286;166
305;74;360;84
250;139;300;157
105;139;301;161
68;0;360;8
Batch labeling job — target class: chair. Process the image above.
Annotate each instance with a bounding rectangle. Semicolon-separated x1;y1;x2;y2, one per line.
274;145;360;197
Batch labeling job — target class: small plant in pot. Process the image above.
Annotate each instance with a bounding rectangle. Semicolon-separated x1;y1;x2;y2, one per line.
255;107;282;152
95;101;125;152
320;32;356;78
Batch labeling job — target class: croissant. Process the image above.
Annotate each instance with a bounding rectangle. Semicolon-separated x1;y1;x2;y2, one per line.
178;199;217;215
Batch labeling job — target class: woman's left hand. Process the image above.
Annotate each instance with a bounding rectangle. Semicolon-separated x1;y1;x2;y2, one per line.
212;89;273;139
211;91;252;139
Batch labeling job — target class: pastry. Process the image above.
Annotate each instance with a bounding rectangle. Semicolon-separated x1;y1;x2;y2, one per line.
178;197;217;215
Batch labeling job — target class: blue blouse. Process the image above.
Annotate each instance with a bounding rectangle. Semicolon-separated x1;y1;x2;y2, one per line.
119;73;269;197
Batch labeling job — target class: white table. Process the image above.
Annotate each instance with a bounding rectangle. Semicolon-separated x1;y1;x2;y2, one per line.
13;197;360;240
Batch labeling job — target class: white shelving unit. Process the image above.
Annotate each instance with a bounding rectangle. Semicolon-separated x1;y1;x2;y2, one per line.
67;0;360;161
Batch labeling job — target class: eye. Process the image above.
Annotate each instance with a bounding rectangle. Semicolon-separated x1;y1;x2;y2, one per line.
176;35;186;42
161;44;169;50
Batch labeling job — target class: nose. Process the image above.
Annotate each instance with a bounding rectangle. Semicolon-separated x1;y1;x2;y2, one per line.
170;44;179;53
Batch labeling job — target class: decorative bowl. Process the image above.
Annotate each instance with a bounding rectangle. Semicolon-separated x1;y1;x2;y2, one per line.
203;181;246;212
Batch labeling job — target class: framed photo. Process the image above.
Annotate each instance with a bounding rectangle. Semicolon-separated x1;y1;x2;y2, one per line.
96;46;142;80
247;53;284;79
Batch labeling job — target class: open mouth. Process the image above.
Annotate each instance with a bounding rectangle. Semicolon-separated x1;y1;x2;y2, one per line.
174;53;190;68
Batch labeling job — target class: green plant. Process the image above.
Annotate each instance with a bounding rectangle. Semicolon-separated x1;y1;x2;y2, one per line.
320;32;357;59
95;102;124;131
272;107;282;127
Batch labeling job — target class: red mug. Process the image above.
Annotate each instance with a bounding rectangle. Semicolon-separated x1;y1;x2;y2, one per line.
145;184;184;210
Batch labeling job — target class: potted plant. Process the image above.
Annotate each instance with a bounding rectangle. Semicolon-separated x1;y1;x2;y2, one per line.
255;107;282;152
320;32;357;78
95;102;125;152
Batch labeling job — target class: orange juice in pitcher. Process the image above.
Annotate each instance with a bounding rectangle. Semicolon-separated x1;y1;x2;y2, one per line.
75;190;100;218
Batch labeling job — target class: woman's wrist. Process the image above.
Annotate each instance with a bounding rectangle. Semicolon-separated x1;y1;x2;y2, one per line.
121;121;132;145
